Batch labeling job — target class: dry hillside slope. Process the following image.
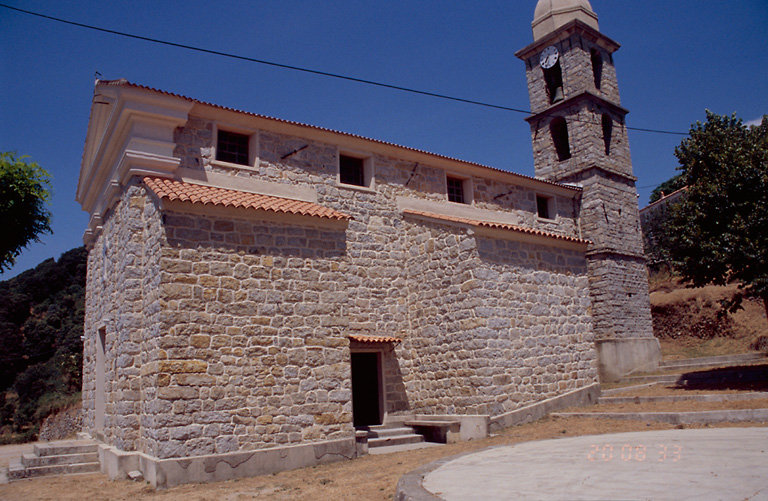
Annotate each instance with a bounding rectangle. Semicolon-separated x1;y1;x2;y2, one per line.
649;275;767;360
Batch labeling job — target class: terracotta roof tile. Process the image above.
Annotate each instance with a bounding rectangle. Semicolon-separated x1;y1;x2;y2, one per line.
402;209;591;245
349;334;402;344
97;79;580;193
143;177;350;221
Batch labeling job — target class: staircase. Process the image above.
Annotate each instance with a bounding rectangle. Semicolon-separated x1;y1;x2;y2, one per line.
7;439;100;480
359;424;445;454
552;352;768;425
364;424;424;448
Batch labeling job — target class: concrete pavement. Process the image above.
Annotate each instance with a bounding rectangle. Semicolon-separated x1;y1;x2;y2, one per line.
398;427;768;500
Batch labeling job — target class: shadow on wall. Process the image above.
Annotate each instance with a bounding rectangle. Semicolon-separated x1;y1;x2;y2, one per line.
476;236;587;274
161;210;348;259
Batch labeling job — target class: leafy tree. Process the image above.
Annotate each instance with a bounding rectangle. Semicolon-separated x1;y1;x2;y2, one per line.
668;111;768;318
0;247;86;441
649;173;685;204
0;152;53;273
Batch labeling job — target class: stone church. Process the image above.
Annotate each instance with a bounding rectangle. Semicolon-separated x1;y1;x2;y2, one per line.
76;0;659;487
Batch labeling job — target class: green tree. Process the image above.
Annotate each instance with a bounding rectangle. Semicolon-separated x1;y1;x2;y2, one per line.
0;152;53;273
668;111;768;318
648;173;685;204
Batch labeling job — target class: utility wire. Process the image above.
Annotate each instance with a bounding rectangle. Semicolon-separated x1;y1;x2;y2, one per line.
0;3;689;136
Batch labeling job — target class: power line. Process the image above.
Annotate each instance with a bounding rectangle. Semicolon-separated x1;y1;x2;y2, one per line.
0;3;689;136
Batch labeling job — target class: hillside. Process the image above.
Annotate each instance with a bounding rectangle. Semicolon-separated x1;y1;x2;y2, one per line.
649;273;767;360
0;247;87;443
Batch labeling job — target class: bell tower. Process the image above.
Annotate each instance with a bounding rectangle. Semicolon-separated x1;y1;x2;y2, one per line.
516;0;660;381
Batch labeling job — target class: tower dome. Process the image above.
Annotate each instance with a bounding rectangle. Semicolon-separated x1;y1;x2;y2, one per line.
531;0;599;40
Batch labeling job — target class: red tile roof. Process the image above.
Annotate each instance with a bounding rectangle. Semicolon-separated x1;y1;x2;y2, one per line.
143;176;350;220
97;79;580;193
348;334;403;344
402;209;591;245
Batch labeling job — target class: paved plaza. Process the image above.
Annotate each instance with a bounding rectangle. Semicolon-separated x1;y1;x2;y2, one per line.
402;427;768;500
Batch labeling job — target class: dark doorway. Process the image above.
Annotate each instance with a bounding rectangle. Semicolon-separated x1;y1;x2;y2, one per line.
351;352;382;427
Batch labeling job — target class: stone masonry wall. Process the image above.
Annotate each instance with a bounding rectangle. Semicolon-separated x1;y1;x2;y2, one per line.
398;220;597;416
524;32;621;115
83;183;163;451
143;209;352;459
522;27;653;343
85;111;601;459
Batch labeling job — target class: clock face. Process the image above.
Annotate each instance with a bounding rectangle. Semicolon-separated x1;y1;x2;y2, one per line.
540;45;559;69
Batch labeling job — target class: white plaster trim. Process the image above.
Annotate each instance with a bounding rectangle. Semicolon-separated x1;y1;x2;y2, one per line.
176;167;317;203
99;437;357;488
397;196;522;227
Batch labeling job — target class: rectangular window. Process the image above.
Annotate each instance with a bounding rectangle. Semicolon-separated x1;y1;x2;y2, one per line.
339;155;366;187
536;195;553;219
216;130;250;165
447;176;466;204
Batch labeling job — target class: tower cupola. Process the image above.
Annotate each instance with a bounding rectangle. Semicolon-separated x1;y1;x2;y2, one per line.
532;0;599;40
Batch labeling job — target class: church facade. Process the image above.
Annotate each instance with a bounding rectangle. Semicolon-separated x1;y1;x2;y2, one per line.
77;0;658;487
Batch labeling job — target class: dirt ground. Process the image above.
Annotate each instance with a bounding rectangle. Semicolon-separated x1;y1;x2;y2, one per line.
2;417;767;501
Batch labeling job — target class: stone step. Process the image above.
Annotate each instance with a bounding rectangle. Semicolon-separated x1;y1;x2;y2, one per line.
21;451;99;467
659;353;765;371
34;441;98;457
368;441;444;455
619;374;680;384
8;460;100;480
368;434;425;448
551;408;768;425
366;427;416;439
600;382;659;396
599;391;768;405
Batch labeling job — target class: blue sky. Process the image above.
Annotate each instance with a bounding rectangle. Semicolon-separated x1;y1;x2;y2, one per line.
1;0;767;279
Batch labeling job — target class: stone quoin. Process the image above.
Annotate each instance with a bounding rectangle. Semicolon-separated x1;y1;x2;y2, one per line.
76;0;658;487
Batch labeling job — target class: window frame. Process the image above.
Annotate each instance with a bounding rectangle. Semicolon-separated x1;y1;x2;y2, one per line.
211;124;258;169
536;194;556;221
337;151;375;191
445;173;473;205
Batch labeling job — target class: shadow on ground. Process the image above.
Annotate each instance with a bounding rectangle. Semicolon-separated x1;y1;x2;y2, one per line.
676;363;768;391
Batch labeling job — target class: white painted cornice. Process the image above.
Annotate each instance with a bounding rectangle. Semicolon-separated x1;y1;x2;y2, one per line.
77;82;193;244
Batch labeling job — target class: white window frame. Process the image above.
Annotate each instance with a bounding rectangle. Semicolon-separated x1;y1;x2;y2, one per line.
211;123;259;170
445;172;473;205
337;149;375;192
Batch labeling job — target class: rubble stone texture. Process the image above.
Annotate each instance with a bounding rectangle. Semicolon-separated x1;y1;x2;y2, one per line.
83;124;598;458
519;24;654;342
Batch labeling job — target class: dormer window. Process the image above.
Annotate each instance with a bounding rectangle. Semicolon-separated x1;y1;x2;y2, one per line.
550;117;571;161
590;48;603;90
216;130;250;165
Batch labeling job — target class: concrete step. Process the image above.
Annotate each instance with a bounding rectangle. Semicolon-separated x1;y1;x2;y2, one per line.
368;434;425;448
21;451;99;467
659;353;766;372
34;441;98;457
366;427;416;439
599;391;768;405
8;460;100;480
619;374;680;384
551;408;768;425
600;382;659;396
368;441;443;455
